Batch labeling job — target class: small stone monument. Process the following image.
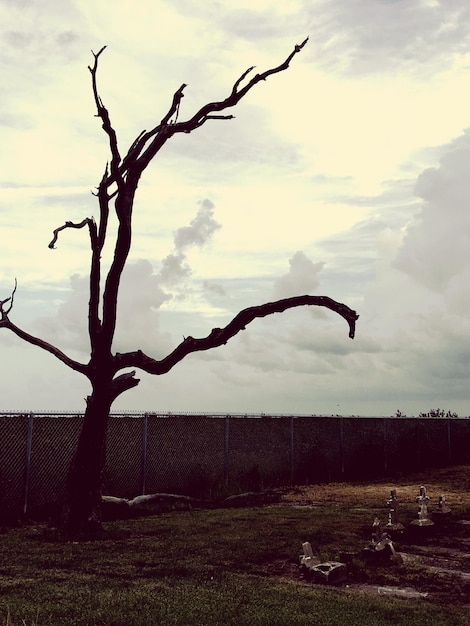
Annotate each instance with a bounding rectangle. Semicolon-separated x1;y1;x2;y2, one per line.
432;494;452;523
385;489;405;535
309;561;347;584
299;542;347;584
299;541;319;571
363;516;402;564
409;485;434;527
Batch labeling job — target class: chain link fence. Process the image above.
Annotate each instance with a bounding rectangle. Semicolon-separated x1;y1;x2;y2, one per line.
1;412;470;522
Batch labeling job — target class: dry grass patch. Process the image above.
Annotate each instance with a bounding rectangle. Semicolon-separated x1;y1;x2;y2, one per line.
283;465;470;512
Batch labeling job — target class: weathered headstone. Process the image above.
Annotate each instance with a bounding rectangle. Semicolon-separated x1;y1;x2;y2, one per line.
363;516;402;564
299;541;318;570
410;485;434;527
385;489;405;535
432;494;452;523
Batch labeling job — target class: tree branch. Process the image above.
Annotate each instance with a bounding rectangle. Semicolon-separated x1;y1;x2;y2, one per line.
88;46;123;189
160;83;187;126
232;66;255;94
93;40;309;347
181;36;309;129
114;295;358;376
112;38;309;178
110;370;140;402
48;218;97;250
86;49;137;351
0;279;17;317
94;165;110;247
0;310;88;375
87;169;110;342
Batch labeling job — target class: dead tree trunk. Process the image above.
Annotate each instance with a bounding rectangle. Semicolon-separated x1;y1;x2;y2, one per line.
0;39;359;540
60;384;112;539
60;358;139;538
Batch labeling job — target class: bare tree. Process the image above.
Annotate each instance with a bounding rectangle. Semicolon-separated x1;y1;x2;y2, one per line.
0;39;358;539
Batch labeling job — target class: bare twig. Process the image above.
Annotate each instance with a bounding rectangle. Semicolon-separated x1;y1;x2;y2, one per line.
0;279;17;318
232;66;255;95
160;83;187;126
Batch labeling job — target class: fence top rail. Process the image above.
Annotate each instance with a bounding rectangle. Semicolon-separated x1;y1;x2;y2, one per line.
0;411;468;419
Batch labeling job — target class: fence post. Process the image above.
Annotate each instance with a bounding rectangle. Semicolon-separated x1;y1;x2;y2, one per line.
447;418;452;465
290;415;295;484
224;415;230;487
383;418;388;473
339;416;345;476
23;412;34;515
141;412;148;495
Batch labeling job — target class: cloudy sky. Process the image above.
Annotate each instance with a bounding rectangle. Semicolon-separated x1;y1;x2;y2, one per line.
1;0;469;416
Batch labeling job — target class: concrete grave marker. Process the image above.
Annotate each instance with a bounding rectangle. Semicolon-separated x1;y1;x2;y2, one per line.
410;485;434;527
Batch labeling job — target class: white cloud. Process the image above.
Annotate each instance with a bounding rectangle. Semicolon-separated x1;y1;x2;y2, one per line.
394;130;470;291
272;251;324;299
173;199;220;249
114;260;173;355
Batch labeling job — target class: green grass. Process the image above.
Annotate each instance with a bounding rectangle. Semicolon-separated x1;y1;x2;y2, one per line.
2;466;470;625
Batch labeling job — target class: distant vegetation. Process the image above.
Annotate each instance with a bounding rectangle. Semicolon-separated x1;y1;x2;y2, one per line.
395;408;460;418
419;408;459;418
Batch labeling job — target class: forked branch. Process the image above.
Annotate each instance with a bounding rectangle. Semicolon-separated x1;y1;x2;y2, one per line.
0;279;17;318
88;46;123;186
114;295;358;376
111;37;309;178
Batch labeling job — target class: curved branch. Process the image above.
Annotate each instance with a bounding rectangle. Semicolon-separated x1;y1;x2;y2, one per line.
114;295;358;376
48;218;97;250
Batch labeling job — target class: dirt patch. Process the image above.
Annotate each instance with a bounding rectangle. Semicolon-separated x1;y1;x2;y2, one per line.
284;488;470;605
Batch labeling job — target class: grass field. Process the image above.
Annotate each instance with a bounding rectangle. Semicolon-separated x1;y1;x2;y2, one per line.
1;465;470;625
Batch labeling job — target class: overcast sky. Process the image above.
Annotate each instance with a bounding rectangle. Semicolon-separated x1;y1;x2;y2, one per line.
1;0;470;416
